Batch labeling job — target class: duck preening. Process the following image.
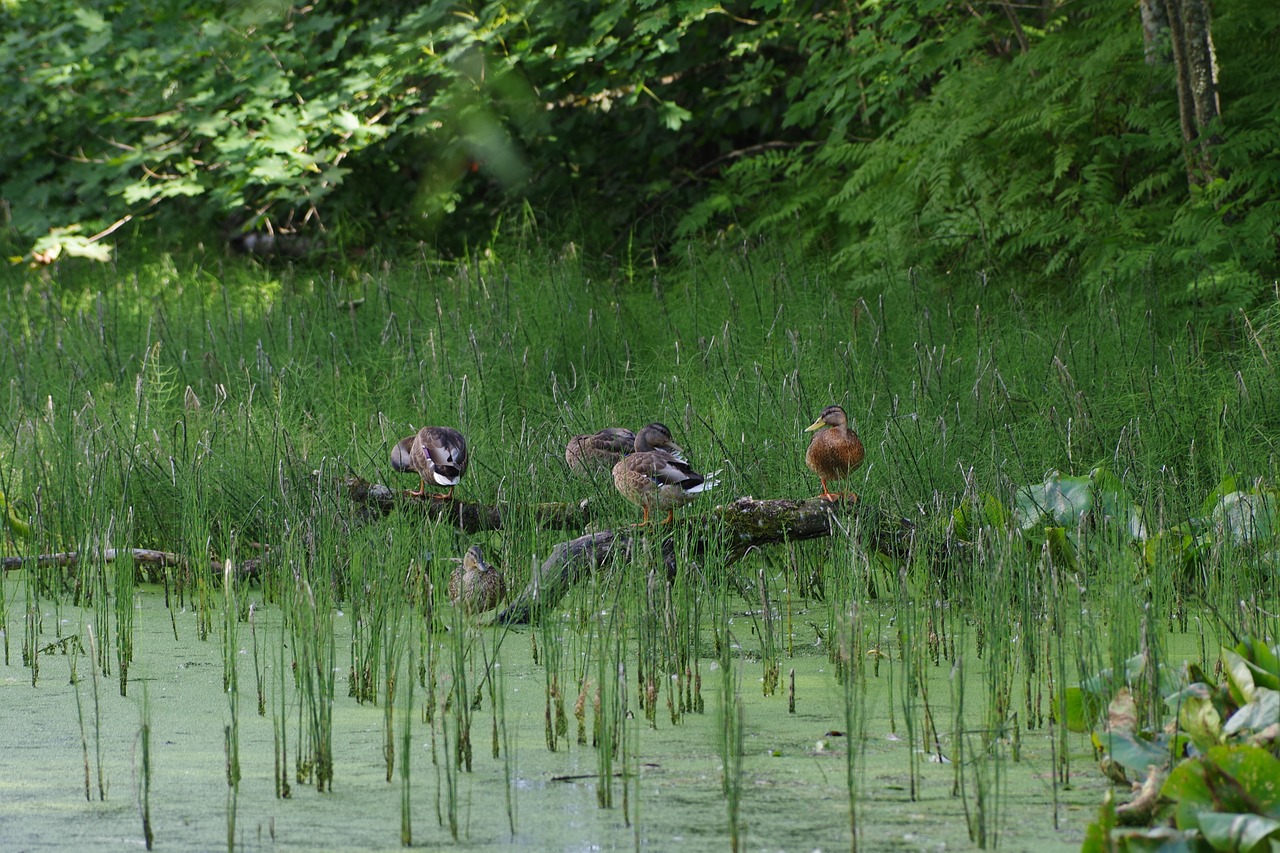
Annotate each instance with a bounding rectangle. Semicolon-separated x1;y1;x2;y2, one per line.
391;426;469;498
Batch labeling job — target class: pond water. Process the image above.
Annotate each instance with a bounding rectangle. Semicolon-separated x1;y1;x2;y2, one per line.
1;584;1119;852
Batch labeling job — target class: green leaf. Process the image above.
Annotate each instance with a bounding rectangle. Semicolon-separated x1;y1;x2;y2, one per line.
1066;685;1103;733
1081;789;1117;853
1165;760;1215;820
1098;729;1171;775
1234;640;1280;691
1211;490;1278;546
1014;471;1093;531
1178;694;1224;754
1045;525;1079;570
1196;812;1280;852
951;494;1008;541
659;101;692;132
1208;746;1280;819
1223;689;1280;739
1223;648;1258;706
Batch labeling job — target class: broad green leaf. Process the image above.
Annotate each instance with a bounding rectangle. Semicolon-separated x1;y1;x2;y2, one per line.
1045;525;1079;570
1081;788;1117;853
1208;746;1280;818
334;110;361;132
1165;760;1214;822
1110;828;1200;851
1091;465;1148;541
1223;689;1280;739
1165;681;1214;714
1211;490;1278;546
263;114;309;155
1196;812;1280;851
1066;685;1103;733
1014;471;1093;531
951;493;1008;540
659;101;692;131
1178;694;1224;754
1097;729;1170;775
1203;476;1241;516
71;7;108;32
1223;648;1257;706
1234;640;1280;690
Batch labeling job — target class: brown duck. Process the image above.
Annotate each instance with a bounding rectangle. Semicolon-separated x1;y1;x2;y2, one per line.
804;405;864;501
565;427;637;474
612;422;719;524
391;426;469;498
449;545;506;613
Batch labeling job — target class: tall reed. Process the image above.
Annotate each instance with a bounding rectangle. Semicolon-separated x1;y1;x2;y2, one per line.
222;559;241;853
137;684;154;850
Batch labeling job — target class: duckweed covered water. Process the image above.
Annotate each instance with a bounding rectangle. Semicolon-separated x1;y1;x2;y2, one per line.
0;581;1153;852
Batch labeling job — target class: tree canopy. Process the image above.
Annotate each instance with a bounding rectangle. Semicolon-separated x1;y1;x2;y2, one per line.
2;0;1277;309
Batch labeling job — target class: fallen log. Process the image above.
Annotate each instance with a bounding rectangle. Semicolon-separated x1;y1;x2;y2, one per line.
1;548;266;581
342;477;597;532
493;496;916;624
2;488;916;611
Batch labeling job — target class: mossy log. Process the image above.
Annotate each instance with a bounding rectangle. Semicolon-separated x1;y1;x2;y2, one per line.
0;548;267;581
493;496;917;624
342;477;596;532
2;485;916;606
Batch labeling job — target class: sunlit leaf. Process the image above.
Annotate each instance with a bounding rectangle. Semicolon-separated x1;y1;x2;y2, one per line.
1014;471;1093;531
1234;640;1280;690
1222;648;1257;706
1066;685;1103;733
1178;694;1224;754
1196;811;1280;852
1223;689;1280;738
1211;490;1278;546
1098;729;1170;775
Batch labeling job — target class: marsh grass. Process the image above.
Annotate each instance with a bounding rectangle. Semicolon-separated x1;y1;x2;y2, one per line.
1;241;1278;849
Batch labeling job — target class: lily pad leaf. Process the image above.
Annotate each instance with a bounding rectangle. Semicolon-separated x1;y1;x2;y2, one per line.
1211;489;1278;546
1098;729;1170;775
1196;811;1280;852
1223;648;1257;706
1224;689;1280;738
1014;471;1093;531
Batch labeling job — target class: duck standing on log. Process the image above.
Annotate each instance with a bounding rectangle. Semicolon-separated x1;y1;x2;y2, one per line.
612;422;719;524
391;426;469;498
804;405;864;501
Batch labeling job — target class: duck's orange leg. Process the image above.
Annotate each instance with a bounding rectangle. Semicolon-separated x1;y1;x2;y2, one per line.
816;480;860;502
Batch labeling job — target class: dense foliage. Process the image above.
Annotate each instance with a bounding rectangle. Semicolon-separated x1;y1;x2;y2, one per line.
2;0;1278;307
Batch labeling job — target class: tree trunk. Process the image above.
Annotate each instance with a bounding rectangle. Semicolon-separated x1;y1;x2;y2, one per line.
1144;0;1221;187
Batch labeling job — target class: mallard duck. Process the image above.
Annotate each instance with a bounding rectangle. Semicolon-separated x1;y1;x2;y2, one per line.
612;422;720;524
565;428;637;474
804;405;865;501
449;545;506;613
391;426;469;498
